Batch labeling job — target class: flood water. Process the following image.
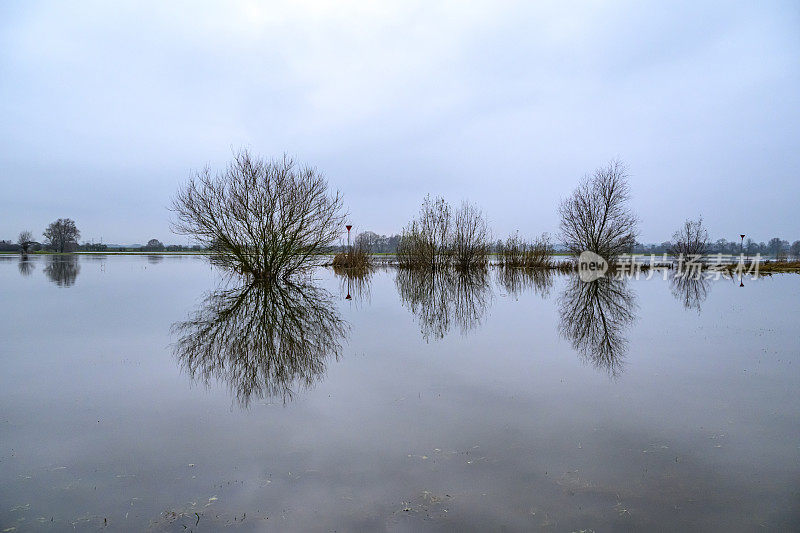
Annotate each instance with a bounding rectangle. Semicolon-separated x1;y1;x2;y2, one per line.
1;254;798;531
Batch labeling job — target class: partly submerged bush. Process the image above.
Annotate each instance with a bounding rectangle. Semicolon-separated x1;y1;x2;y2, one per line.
171;149;346;281
452;201;491;270
331;246;372;271
397;196;489;270
497;232;553;268
331;231;374;271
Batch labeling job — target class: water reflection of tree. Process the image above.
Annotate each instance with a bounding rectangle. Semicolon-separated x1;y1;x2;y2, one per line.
669;273;710;312
558;276;636;376
44;255;80;287
18;255;35;276
333;265;373;305
496;268;554;299
396;268;491;341
172;280;347;406
147;254;164;264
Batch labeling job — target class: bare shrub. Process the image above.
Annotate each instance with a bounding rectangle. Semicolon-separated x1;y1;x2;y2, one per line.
331;248;371;270
559;159;638;263
397;196;489;270
331;230;373;271
171;149;346;281
497;232;553;268
452;201;490;270
397;196;452;269
669;217;709;257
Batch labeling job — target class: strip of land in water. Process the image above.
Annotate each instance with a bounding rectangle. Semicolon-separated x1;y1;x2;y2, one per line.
5;252;799;274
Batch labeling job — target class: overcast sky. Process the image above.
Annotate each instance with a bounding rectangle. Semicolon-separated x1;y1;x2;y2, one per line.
1;1;798;245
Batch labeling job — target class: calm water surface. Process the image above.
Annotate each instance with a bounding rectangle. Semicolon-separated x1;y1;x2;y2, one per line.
1;255;798;531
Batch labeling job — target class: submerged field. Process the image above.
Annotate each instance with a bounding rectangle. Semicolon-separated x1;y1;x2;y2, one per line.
1;254;798;531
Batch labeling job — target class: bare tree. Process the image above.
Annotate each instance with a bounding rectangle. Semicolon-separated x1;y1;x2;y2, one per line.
558;159;638;262
43;219;80;253
17;230;33;245
355;231;379;251
171;149;346;280
668;217;709;257
17;230;33;254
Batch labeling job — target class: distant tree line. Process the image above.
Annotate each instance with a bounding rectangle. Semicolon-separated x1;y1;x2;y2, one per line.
0;239;208;253
333;232;800;260
5;230;797;258
632;237;800;258
0;218;207;253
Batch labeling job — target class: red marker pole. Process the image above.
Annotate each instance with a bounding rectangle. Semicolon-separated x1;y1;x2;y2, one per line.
346;225;352;253
740;234;746;287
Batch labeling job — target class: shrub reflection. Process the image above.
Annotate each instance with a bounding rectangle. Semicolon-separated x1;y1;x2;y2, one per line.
396;268;491;341
333;265;373;305
496;268;554;299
